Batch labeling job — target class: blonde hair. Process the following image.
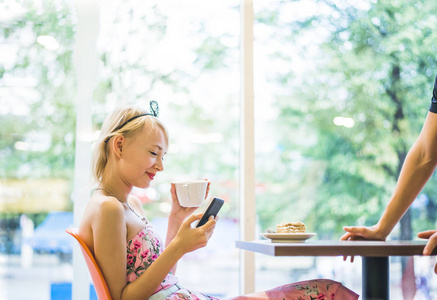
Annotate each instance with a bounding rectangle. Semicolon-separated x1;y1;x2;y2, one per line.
92;105;168;184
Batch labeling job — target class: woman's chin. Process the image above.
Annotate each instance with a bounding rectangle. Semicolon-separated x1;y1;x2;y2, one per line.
135;182;150;189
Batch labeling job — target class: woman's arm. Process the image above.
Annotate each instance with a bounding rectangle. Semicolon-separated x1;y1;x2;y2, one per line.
91;198;130;300
121;213;216;300
342;111;437;241
92;197;181;300
93;196;217;300
165;184;195;245
164;182;210;273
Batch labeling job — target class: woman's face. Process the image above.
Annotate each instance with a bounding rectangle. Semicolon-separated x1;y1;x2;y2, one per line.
119;126;168;189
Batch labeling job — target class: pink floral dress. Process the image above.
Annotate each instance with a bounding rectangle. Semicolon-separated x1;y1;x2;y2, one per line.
126;222;218;299
227;279;359;300
126;222;358;300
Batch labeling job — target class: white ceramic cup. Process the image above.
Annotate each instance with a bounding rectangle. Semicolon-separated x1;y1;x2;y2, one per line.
174;180;208;207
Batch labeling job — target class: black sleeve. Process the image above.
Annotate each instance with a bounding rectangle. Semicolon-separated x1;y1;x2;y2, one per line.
429;75;437;114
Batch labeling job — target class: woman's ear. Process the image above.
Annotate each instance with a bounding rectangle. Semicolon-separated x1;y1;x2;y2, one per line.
111;135;125;158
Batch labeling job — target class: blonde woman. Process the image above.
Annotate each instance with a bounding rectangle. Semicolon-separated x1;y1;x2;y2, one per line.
78;101;358;300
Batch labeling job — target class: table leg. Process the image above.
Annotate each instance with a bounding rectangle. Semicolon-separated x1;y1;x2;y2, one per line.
362;257;389;300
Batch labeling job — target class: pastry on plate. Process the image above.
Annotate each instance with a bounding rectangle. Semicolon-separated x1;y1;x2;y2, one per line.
276;221;306;233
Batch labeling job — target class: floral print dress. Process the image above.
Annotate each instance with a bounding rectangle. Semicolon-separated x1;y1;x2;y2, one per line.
228;279;359;300
126;222;218;300
125;222;358;300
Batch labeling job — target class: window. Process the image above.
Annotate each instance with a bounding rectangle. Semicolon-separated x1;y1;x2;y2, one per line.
0;1;76;299
253;0;437;297
3;0;437;299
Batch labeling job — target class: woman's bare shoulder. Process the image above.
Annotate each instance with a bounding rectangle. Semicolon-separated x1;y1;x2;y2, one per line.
79;194;126;252
93;194;126;222
81;194;125;230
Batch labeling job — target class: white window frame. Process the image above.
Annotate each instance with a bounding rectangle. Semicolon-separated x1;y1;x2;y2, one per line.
72;1;100;300
239;0;256;295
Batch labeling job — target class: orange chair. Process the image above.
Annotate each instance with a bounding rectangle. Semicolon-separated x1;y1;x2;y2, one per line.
66;228;112;300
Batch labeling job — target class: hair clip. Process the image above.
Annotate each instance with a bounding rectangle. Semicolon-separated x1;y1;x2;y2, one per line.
149;100;159;117
104;100;160;143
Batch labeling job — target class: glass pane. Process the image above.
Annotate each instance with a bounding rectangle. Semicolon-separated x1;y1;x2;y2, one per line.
96;0;240;298
254;0;437;297
0;1;76;299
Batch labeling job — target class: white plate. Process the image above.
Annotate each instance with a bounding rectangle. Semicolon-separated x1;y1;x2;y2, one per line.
260;232;317;243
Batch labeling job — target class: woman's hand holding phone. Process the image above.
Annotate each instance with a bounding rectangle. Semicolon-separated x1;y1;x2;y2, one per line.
195;197;224;227
171;213;217;255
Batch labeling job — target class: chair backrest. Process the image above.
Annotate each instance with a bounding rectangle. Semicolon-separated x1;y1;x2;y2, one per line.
66;228;112;300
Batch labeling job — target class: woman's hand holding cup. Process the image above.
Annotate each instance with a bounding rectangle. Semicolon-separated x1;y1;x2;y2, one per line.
170;179;210;219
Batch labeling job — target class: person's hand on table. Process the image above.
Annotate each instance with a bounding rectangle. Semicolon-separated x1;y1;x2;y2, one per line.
417;229;437;274
340;225;386;262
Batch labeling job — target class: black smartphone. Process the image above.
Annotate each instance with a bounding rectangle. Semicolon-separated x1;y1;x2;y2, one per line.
195;197;224;227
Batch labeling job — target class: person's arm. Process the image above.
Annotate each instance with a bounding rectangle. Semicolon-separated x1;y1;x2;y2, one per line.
121;213;216;300
342;111;437;241
417;230;437;273
93;197;217;300
165;184;194;245
376;113;437;236
165;181;211;274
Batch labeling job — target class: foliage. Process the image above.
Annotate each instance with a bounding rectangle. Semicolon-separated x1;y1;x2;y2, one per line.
0;0;76;180
0;1;76;251
3;0;437;243
256;0;437;238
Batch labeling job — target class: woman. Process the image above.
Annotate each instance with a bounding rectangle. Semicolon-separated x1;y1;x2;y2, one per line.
79;101;358;300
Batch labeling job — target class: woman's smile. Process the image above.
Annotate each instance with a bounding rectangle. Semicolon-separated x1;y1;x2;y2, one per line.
146;172;156;180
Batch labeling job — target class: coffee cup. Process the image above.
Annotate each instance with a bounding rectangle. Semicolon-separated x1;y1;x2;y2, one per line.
173;180;208;207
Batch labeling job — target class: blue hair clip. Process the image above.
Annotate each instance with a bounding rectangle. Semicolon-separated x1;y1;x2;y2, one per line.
104;100;160;143
118;100;159;126
149;100;159;117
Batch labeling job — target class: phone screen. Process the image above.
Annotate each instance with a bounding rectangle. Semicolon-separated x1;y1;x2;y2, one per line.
195;197;224;227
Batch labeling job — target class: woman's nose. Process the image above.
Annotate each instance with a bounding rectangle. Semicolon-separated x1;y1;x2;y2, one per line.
155;159;164;172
